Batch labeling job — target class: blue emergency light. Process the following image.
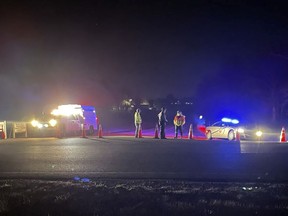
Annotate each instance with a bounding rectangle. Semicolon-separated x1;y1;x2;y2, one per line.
221;118;239;124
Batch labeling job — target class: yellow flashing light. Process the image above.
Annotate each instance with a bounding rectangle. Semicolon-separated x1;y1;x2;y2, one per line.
256;131;263;137
31;120;39;127
49;119;57;127
51;104;83;117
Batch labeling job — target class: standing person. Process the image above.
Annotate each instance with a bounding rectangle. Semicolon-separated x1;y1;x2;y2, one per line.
158;107;168;139
173;111;186;139
134;108;142;138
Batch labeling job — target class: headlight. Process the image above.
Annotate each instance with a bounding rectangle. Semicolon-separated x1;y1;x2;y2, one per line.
49;119;57;127
31;120;39;127
256;131;263;137
237;128;245;133
37;123;43;129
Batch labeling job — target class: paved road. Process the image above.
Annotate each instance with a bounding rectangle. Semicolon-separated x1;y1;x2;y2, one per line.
1;137;288;182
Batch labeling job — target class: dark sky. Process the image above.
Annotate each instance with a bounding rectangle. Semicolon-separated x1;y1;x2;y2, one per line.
1;0;288;120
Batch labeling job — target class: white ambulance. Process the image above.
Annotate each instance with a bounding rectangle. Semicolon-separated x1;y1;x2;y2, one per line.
51;104;98;136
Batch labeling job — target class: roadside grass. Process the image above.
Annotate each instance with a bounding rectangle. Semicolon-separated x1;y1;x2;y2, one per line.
0;179;288;216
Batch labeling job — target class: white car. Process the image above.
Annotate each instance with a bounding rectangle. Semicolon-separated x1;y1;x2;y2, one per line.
205;118;240;141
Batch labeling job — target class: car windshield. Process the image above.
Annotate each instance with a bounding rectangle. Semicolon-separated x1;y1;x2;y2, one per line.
211;121;235;127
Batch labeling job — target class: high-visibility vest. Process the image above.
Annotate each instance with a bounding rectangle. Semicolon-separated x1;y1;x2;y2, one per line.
134;112;142;124
174;115;185;126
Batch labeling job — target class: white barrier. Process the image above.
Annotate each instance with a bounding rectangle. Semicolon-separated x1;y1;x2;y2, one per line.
0;121;7;139
13;122;28;138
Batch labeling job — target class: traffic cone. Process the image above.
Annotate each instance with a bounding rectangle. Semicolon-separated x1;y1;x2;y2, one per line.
81;124;87;138
188;124;193;139
280;127;286;142
138;125;143;138
0;131;5;139
98;124;103;138
154;124;159;139
235;130;240;141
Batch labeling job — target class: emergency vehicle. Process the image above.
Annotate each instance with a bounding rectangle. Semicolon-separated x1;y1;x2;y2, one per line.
31;104;98;137
51;104;98;136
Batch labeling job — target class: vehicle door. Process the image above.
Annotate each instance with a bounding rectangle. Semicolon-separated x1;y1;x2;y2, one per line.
211;122;223;137
66;115;81;133
220;123;234;138
215;123;227;138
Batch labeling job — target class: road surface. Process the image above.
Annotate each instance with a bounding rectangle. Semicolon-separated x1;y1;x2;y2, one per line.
1;137;288;182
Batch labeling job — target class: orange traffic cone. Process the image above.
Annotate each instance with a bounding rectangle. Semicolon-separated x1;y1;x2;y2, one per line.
154;124;159;139
138;125;143;138
235;130;240;141
280;127;286;142
0;131;5;139
81;124;87;138
188;124;193;139
98;124;103;138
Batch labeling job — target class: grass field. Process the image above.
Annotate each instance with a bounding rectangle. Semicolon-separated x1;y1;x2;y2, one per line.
1;179;288;216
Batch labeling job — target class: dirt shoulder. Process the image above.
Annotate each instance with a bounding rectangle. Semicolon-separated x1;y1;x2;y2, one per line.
1;179;288;216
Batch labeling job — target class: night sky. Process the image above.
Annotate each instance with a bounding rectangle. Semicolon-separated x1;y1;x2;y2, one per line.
1;0;288;120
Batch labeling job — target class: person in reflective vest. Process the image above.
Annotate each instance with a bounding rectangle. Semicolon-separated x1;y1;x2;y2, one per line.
173;111;185;139
134;108;142;138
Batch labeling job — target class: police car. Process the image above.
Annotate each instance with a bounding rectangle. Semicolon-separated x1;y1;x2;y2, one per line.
205;118;241;141
205;118;264;141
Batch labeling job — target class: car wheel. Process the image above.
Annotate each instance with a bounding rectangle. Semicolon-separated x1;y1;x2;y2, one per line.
228;130;235;141
206;131;212;140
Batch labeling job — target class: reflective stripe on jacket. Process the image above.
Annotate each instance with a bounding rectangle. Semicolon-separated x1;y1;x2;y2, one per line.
174;115;185;126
